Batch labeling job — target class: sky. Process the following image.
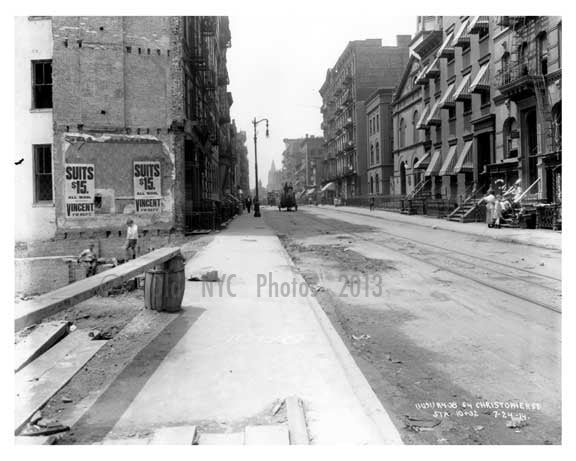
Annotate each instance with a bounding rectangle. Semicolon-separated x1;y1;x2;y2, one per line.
226;15;417;189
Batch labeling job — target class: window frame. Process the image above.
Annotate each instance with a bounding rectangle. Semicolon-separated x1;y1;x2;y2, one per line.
31;59;53;110
33;144;54;203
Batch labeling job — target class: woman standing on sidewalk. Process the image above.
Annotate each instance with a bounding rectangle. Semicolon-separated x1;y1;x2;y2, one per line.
479;189;497;228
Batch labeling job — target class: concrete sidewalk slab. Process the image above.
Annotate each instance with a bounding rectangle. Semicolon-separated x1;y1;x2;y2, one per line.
102;214;402;444
312;205;561;251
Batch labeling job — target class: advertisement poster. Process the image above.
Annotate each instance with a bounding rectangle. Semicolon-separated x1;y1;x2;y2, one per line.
134;161;162;213
64;163;95;218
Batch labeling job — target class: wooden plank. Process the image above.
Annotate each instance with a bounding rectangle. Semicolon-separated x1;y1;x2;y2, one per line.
285;396;309;445
244;425;290;445
198;432;245;445
149;425;198;445
15;330;106;434
15;247;181;331
14;435;57;445
15;321;70;372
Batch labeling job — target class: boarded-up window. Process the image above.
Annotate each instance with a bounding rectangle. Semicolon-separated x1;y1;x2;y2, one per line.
34;144;53;202
32;60;52;109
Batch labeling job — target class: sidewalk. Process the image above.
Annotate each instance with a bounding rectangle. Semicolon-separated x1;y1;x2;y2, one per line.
315;205;561;251
102;214;402;444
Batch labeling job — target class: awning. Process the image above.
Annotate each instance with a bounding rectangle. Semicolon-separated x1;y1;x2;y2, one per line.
306;187;316;196
437;31;455;59
425;99;442;126
438;145;458;176
468;16;489;34
416;105;430;130
413;152;431;169
296;190;306;199
424;150;442;176
415;62;431;85
452;19;470;47
470;63;490;93
454;73;472;101
439;82;456;109
454;141;474;174
425;56;440;79
321;182;336;192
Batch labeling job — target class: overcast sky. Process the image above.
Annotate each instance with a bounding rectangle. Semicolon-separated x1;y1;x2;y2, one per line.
226;15;417;189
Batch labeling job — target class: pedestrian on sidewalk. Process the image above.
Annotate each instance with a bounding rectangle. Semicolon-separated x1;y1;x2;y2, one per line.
493;194;504;229
77;243;98;277
125;218;138;260
245;196;252;213
369;196;375;211
478;189;496;228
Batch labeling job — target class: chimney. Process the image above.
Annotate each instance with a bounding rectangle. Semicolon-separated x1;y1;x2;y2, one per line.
396;35;411;48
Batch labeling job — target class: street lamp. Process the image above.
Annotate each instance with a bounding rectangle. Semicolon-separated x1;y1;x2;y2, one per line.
252;117;269;217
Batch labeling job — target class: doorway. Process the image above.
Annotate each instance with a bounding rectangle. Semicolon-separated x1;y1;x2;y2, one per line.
524;109;538;186
400;162;407;195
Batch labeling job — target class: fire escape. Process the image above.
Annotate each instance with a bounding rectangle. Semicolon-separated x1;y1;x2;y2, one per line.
495;17;561;228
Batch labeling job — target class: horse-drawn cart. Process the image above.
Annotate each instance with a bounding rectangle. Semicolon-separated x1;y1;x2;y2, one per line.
278;185;298;211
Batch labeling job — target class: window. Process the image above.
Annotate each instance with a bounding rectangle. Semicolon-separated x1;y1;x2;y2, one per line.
370;176;374;194
375;174;380;194
32;60;52;109
370;144;374;165
399;118;406;148
538;33;548;75
375;141;380;164
34;145;53;202
412;110;419;144
503;117;518;158
376;114;380;132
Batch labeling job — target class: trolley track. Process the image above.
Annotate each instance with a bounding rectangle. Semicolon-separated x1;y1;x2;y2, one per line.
278;209;562;314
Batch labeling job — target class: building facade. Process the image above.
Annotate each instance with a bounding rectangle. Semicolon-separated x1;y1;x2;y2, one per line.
492;16;562;226
16;16;242;242
15;16;57;241
319;37;410;200
366;88;396;195
392;16;561;226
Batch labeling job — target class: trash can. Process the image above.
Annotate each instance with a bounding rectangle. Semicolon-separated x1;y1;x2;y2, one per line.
145;269;166;311
163;255;185;313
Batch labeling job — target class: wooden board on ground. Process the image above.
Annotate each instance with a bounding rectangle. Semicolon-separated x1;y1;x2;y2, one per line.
14;435;56;445
244;424;290;445
15;247;181;331
149;425;198;445
14;330;107;434
285;396;309;445
198;432;245;445
15;321;70;373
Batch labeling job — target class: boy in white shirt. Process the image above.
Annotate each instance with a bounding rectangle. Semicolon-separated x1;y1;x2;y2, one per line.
125;218;138;260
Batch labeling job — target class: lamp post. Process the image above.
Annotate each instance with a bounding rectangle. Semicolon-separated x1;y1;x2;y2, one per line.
252;117;269;217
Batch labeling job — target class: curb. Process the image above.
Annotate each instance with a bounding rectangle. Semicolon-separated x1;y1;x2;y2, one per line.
315;206;560;252
273;227;403;444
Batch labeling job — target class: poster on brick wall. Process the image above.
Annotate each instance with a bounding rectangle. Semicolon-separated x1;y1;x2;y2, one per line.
133;161;162;213
65;164;95;218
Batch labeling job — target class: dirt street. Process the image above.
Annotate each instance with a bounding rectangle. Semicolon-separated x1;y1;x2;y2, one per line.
263;206;561;445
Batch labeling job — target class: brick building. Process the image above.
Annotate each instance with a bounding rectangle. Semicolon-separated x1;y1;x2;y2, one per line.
391;16;561;227
15;16;244;243
366;88;396;195
493;16;562;228
319;37;410;200
280;135;323;199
